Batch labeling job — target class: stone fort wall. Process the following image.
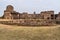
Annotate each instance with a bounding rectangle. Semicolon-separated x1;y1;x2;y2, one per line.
0;19;55;26
4;5;55;20
1;5;60;26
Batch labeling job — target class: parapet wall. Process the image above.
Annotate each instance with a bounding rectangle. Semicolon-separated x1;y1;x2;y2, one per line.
0;19;56;26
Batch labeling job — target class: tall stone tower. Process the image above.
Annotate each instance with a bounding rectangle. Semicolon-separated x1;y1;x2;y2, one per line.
4;5;14;19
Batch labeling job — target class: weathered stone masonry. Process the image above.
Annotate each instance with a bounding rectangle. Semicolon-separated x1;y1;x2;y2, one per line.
4;5;55;20
0;5;60;26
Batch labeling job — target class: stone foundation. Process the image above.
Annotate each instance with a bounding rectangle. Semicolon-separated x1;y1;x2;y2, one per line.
0;19;56;26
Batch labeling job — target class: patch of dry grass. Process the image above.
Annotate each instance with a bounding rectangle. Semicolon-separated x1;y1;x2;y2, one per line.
0;24;60;40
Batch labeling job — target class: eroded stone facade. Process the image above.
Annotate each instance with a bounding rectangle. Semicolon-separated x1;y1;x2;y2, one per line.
4;5;55;20
1;5;60;26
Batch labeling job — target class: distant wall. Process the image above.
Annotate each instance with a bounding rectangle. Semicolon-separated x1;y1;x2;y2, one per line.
0;19;56;26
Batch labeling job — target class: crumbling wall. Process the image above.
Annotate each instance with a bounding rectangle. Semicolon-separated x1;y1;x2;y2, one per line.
0;19;56;26
40;11;55;19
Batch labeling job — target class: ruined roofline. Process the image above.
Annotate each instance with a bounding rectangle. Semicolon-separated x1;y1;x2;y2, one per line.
5;5;60;14
41;11;54;13
5;5;56;14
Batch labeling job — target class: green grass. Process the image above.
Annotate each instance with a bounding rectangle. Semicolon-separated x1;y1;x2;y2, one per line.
0;25;60;40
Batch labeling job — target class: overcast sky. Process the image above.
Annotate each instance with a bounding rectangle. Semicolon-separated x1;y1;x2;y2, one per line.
0;0;60;16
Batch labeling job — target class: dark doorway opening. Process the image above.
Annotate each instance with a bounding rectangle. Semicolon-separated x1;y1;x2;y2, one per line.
51;15;54;19
47;17;49;19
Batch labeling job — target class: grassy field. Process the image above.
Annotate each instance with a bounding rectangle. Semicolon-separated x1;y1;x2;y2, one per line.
0;24;60;40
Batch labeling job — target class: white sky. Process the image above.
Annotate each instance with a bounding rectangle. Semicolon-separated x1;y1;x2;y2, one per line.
0;0;60;16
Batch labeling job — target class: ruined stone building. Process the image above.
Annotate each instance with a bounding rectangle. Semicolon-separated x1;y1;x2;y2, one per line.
4;5;55;20
0;5;60;26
